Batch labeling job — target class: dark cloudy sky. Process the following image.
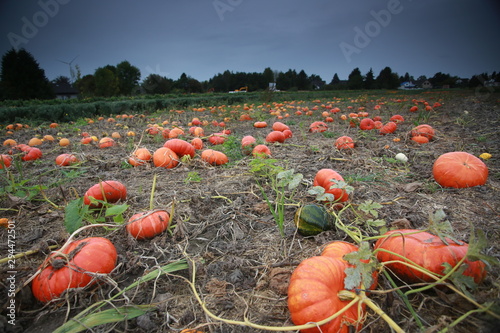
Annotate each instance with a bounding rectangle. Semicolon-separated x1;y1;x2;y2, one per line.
1;0;499;83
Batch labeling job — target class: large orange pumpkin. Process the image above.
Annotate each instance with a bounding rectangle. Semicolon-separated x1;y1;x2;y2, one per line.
288;256;366;333
163;138;195;158
153;147;179;169
31;237;117;303
432;152;488;188
375;229;486;284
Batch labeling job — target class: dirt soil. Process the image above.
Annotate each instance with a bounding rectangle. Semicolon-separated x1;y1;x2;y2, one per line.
1;90;499;333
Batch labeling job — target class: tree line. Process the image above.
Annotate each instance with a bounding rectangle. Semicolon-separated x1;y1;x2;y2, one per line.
1;48;499;101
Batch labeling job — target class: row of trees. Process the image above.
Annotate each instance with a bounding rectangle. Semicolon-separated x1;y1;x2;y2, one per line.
1;48;499;101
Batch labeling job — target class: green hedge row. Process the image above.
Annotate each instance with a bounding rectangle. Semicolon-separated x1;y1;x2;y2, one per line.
0;94;254;123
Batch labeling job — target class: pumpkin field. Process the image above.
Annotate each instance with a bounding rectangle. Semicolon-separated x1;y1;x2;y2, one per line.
1;89;499;333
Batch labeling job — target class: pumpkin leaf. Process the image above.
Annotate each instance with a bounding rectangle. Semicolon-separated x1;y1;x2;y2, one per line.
329;179;355;195
467;227;500;268
308;186;335;202
428;209;462;245
53;305;154;333
358;200;382;218
442;262;477;295
64;198;87;234
105;203;129;224
289;173;304;190
344;242;376;290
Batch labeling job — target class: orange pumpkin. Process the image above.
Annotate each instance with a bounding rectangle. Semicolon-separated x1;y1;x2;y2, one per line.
83;180;127;208
55;153;79;166
0;154;12;169
411;135;429;144
153;147;179;169
359;118;375;130
309;121;328;133
313;169;349;202
410;124;435;140
253;121;268;128
126;210;170;240
389;114;404;123
31;237;117;303
128;148;152;167
379;121;397;135
163;138;195;158
288;256;366;333
191;137;203;150
432;152;488;188
201;149;228;166
252;144;272;158
266;131;286;143
208;133;227;145
28;137;43;146
98;137;115;148
272;121;290;132
375;229;486;284
241;135;257;155
334;136;354;150
59;138;71;147
321;241;360;261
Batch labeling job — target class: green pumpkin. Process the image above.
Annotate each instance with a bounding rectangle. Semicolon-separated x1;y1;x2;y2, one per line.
294;204;334;236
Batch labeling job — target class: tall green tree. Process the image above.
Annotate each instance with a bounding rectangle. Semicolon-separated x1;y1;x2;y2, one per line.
348;67;364;90
364;68;375;89
330;73;340;85
75;74;95;97
262;67;275;85
94;67;119;97
296;70;310;90
116;61;141;95
0;48;54;100
376;67;400;89
142;74;173;94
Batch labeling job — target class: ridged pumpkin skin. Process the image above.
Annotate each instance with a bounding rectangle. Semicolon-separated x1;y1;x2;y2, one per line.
432;152;488;188
55;153;79;166
201;149;228;166
163;138;195;158
288;256;365;333
272;121;290;132
410;124;434;140
153;147;179;169
334;136;354;150
126;210;170;240
321;241;360;261
31;237;117;303
294;204;334;236
374;229;486;284
266;131;286;143
83;180;127;207
313;169;349;202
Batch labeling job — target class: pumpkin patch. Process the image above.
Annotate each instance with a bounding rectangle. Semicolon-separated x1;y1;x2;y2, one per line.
2;90;497;333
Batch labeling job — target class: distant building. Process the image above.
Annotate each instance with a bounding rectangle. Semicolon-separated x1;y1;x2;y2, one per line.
421;80;433;89
399;81;417;89
53;81;79;99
